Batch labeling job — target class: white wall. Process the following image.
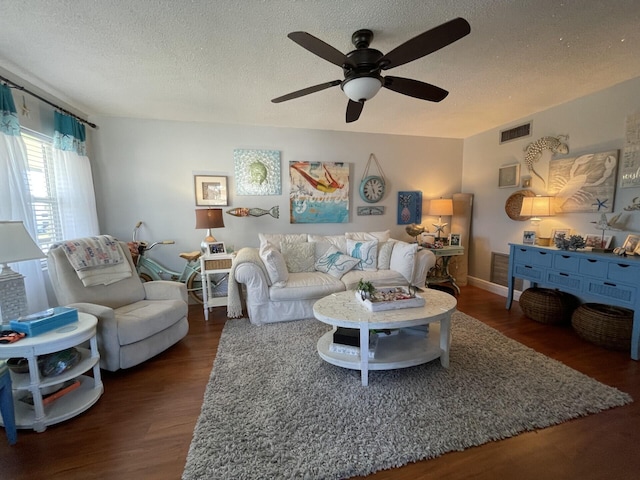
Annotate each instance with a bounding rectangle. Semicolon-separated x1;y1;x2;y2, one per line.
91;117;463;272
463;77;640;282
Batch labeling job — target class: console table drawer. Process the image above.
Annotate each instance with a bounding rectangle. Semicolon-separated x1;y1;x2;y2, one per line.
584;279;636;307
580;257;608;277
545;271;583;293
608;262;640;283
513;264;545;282
513;247;552;267
553;254;580;273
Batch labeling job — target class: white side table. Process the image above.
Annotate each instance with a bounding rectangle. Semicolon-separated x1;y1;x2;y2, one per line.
0;312;103;432
200;253;235;320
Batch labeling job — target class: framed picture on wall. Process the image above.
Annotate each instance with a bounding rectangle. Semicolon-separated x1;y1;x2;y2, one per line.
498;163;520;188
194;175;228;206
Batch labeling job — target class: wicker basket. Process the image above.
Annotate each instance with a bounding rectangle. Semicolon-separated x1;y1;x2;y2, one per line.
204;258;232;270
571;303;633;350
519;287;579;324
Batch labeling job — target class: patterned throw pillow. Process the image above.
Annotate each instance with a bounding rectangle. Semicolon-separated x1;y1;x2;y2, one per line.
315;246;361;279
346;239;378;271
280;242;316;273
259;242;289;287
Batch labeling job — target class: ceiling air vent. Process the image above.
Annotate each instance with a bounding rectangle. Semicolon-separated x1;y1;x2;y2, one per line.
500;122;532;144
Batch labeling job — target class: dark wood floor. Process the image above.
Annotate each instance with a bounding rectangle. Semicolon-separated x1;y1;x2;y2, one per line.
1;285;639;479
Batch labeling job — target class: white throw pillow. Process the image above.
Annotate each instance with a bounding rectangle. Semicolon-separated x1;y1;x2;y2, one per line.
346;239;378;271
377;240;396;270
259;242;288;287
258;233;307;252
280;242;316;273
390;241;418;282
315;246;361;279
345;230;391;243
308;234;346;253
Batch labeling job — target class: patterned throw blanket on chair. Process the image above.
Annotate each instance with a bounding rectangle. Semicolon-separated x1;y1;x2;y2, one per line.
57;235;132;287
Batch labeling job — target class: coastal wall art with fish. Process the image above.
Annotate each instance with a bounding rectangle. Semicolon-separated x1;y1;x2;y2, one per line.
547;149;619;213
289;161;349;223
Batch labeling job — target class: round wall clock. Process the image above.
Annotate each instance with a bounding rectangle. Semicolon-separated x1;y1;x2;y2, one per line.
359;175;385;203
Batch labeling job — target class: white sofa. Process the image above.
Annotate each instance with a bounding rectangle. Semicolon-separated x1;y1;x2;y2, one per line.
228;231;436;325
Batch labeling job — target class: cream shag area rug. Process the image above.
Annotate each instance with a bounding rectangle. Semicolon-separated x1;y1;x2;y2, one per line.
183;312;632;480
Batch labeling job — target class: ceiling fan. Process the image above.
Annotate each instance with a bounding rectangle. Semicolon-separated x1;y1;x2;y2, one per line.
271;17;471;123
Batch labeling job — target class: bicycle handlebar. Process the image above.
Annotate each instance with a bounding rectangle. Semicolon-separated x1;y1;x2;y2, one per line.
133;221;175;251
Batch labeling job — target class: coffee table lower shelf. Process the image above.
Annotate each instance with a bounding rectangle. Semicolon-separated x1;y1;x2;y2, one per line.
317;324;442;371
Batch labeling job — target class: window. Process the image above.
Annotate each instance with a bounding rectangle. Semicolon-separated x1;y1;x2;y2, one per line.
22;130;64;256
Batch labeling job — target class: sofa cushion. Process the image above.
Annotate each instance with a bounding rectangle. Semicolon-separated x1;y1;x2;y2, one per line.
390;241;419;282
346;239;378;271
259;233;307;252
115;299;186;345
315;246;361;278
269;272;345;301
345;230;391;243
259;242;289;287
281;242;315;273
377;240;396;270
308;234;347;253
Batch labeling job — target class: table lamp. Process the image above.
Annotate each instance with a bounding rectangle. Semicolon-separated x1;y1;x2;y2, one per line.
0;221;45;324
195;208;225;252
519;196;555;244
428;198;453;241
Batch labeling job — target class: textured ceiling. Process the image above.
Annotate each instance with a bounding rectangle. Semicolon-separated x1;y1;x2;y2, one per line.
1;1;639;138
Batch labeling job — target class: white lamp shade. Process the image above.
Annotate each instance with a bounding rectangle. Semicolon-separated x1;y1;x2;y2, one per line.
428;198;453;216
342;77;382;102
520;196;554;217
0;221;45;265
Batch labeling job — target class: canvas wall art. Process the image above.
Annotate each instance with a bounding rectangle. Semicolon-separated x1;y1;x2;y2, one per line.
289;161;349;223
547;150;619;213
234;149;281;195
397;191;422;225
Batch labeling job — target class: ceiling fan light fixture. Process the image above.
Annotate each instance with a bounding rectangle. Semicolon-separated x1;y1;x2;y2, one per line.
341;76;382;102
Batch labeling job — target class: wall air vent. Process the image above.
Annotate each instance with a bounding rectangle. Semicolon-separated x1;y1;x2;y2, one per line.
500;122;532;144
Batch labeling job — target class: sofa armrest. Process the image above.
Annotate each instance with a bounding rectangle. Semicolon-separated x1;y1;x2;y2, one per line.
412;249;436;288
143;280;188;303
234;260;271;304
67;302;120;371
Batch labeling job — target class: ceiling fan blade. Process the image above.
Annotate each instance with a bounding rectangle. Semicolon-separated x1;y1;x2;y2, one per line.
380;17;470;70
346;100;364;123
271;80;341;103
288;32;352;68
383;76;449;102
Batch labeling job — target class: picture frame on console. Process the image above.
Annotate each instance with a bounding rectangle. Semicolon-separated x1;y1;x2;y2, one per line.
583;234;613;249
551;228;571;241
622;234;640;254
523;230;536;245
449;233;461;246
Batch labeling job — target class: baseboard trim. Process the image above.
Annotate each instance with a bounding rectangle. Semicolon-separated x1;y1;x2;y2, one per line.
466;276;522;302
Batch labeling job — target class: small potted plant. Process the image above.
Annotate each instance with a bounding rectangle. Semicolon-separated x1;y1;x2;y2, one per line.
357;279;375;300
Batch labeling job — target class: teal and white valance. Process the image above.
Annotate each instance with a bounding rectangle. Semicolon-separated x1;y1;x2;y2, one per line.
0;83;20;136
53;111;86;155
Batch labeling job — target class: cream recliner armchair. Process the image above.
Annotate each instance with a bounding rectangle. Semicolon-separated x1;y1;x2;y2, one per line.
47;240;189;371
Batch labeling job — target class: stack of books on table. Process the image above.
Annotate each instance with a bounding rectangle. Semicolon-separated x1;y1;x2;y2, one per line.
329;328;378;359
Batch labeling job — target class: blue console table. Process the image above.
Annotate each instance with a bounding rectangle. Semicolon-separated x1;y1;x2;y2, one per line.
506;243;640;360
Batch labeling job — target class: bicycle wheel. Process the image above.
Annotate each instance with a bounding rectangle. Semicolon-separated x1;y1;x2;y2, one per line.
186;268;204;305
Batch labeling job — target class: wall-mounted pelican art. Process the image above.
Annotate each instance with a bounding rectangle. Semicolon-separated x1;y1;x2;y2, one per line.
548;149;619;213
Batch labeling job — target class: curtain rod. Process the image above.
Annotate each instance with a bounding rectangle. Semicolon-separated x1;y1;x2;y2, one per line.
0;74;97;129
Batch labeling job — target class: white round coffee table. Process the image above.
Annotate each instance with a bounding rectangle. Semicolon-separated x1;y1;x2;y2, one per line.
313;289;457;386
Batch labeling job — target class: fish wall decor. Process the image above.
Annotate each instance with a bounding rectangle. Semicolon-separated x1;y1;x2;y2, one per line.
226;206;279;218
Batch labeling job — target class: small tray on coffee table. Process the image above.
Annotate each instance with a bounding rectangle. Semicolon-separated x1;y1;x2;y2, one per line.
355;286;425;312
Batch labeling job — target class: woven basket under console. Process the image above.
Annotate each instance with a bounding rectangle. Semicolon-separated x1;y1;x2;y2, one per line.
519;287;580;324
571;303;633;351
